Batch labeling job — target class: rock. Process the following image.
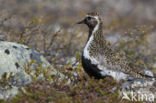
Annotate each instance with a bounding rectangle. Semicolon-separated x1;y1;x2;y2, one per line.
0;41;59;100
140;69;155;78
66;57;79;68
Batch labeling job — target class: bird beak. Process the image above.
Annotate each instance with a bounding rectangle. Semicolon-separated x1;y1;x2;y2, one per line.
77;19;85;24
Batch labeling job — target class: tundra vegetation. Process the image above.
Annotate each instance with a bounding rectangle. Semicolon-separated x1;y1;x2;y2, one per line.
0;0;156;103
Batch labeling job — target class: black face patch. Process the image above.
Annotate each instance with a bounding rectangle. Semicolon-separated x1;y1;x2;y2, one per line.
15;62;20;68
5;49;10;54
13;46;17;49
84;16;98;29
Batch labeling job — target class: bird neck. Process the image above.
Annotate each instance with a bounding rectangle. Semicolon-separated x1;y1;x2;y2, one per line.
83;21;108;59
83;21;107;58
87;22;105;44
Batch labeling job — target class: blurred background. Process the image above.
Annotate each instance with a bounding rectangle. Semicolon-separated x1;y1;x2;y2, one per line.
0;0;156;72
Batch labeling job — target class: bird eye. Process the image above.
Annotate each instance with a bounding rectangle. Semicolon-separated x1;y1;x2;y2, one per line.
87;17;91;20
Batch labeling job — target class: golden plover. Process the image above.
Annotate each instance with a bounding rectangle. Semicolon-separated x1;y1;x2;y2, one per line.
77;12;154;82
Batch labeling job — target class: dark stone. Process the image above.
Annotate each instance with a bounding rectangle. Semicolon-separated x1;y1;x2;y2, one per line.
26;48;30;50
13;46;17;49
15;62;20;69
30;50;42;63
30;53;33;58
5;49;10;54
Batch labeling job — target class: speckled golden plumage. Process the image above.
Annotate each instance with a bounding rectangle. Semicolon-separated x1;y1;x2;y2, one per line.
78;12;154;81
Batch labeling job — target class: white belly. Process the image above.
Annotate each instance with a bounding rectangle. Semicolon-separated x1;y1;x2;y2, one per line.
98;65;128;82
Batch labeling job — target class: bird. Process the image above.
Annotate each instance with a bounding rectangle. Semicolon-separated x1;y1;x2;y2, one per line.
77;12;154;82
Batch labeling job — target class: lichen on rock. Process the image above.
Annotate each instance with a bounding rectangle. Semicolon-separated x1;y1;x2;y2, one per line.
0;41;59;100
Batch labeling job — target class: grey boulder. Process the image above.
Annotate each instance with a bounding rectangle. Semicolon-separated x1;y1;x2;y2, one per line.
0;41;58;100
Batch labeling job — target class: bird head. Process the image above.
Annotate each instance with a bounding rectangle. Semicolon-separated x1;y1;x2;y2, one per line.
77;12;101;30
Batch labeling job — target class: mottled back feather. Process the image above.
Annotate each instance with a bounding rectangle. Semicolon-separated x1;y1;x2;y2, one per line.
81;12;154;81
